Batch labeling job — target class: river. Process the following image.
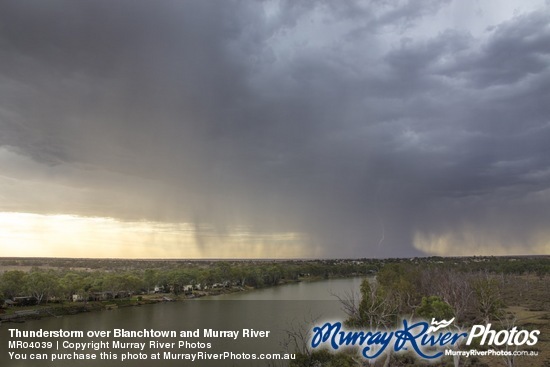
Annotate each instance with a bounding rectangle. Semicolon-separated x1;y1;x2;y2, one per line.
1;277;365;367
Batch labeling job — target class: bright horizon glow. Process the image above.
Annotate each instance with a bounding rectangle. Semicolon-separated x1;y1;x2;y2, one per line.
1;212;548;259
0;212;310;259
413;229;550;256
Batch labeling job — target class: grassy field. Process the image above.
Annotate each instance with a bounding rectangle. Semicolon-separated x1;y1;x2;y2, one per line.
413;274;550;367
492;274;550;367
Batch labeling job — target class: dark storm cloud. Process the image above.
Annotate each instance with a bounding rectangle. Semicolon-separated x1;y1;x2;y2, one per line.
446;12;550;88
0;0;549;257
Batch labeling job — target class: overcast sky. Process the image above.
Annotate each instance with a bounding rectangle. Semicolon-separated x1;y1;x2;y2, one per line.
1;0;549;258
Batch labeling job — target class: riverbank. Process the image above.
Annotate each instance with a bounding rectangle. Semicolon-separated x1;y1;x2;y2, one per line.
0;290;240;324
0;277;327;324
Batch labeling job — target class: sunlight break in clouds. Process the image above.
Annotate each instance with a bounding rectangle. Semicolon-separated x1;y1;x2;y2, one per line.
413;227;550;256
0;212;308;259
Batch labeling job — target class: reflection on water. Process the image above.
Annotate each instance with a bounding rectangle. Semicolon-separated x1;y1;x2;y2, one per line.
1;277;366;367
209;277;364;300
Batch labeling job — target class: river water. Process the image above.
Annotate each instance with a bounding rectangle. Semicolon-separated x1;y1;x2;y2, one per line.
1;277;365;367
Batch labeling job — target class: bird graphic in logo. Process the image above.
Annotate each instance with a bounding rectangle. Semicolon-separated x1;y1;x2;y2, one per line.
427;318;455;333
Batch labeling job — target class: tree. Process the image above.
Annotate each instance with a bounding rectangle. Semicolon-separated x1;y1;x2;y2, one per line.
167;269;191;295
376;263;421;316
472;272;504;323
0;270;27;299
339;278;401;367
496;314;520;367
416;295;466;367
356;279;400;330
422;268;474;323
143;269;158;294
25;269;60;304
416;296;455;321
59;272;87;301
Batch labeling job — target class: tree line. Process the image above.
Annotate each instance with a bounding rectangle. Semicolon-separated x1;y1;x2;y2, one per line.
1;256;547;306
0;260;374;304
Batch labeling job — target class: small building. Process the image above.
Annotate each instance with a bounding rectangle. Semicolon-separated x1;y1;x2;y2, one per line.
3;299;15;307
13;296;38;306
90;292;114;301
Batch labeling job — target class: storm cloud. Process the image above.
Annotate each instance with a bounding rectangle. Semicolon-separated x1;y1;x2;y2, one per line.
0;0;549;258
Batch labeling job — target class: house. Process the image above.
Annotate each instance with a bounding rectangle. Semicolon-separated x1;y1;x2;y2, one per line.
90;292;114;301
13;296;38;306
3;299;15;307
72;294;85;302
115;291;130;299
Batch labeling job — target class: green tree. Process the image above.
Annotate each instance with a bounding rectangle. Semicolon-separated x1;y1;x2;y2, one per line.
0;270;27;299
376;263;421;315
167;269;191;295
143;269;158;294
60;272;87;301
353;279;399;329
25;269;60;304
416;296;455;321
472;273;504;323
